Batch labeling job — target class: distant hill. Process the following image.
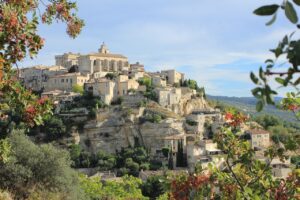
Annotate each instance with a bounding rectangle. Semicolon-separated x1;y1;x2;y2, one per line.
207;95;298;124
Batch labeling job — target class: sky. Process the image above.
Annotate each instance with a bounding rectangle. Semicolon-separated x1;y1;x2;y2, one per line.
20;0;296;97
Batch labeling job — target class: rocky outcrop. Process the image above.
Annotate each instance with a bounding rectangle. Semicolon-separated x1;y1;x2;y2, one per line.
83;107;185;155
172;95;210;116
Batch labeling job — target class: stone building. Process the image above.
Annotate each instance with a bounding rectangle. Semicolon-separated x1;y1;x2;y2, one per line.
161;69;184;85
55;43;129;75
85;78;117;105
152;76;167;87
20;65;67;91
45;72;89;92
155;87;181;107
245;129;270;150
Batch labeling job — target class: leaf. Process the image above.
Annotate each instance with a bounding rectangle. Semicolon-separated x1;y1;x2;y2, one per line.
285;1;298;24
266;13;277;26
293;0;300;6
256;101;264;112
275;77;285;85
250;72;259;84
254;5;279;16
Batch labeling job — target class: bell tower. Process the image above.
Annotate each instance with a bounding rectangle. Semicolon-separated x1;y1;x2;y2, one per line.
98;42;110;54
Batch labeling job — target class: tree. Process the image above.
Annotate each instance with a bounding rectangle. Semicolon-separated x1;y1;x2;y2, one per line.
73;84;84;94
142;175;167;199
250;1;300;119
41;115;66;141
0;130;84;199
0;0;84;134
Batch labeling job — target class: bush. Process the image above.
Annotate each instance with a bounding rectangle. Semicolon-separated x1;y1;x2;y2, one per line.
162;147;169;157
72;84;84;94
41;116;66;141
0;130;84;199
111;97;123;105
142;175;167;199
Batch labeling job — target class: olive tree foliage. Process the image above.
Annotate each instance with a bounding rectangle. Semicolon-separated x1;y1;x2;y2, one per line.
251;0;300;120
0;130;85;199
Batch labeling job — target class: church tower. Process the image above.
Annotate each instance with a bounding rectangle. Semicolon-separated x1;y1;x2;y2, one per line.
98;42;110;54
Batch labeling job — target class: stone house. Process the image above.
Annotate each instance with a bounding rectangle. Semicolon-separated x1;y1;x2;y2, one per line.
118;78;139;96
85;78;117;105
155;87;182;107
45;72;89;92
152;76;167;87
20;65;67;91
245;129;270;150
161;69;184;85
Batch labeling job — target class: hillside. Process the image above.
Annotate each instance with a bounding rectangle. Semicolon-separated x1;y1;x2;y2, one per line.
207;95;299;124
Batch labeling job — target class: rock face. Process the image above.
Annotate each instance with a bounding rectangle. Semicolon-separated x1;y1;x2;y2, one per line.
83;107;186;155
172;95;209;116
81;96;221;161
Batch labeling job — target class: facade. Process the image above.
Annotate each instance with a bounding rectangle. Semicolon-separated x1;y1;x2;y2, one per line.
161;69;184;85
85;79;117;104
155;87;182;107
118;79;139;96
45;72;89;92
20;65;67;91
55;53;80;70
246;129;270;150
152;76;167;87
55;43;129;75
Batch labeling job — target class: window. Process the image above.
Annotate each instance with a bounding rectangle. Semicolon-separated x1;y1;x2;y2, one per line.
66;79;68;83
61;79;64;83
70;79;72;83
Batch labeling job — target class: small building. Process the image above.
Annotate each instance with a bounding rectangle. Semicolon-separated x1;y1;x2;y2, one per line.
155;87;181;107
161;69;184;85
19;65;67;91
44;72;89;92
152;76;167;87
85;78;117;104
245;129;270;150
271;158;292;179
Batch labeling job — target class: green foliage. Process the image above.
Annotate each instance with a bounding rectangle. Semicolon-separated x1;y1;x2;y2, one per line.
102;175;148;200
72;84;84;94
253;114;282;129
41;116;67;141
0;130;84;199
291;155;300;167
182;79;199;90
79;174;148;200
116;146;150;177
138;77;152;88
252;1;300;113
141;175;167;199
162;147;170;158
0;139;10;164
79;174;103;200
145;113;163;123
111;97;124;105
105;73;117;80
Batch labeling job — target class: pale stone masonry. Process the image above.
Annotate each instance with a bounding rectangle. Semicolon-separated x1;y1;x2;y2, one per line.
246;129;270;150
55;43;129;74
45;72;89;92
20;43;186;108
20;65;67;91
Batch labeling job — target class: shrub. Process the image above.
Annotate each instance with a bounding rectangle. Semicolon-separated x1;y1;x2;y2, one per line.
0;130;84;199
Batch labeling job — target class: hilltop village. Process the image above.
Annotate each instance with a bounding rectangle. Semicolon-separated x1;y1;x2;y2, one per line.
20;43;292;180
